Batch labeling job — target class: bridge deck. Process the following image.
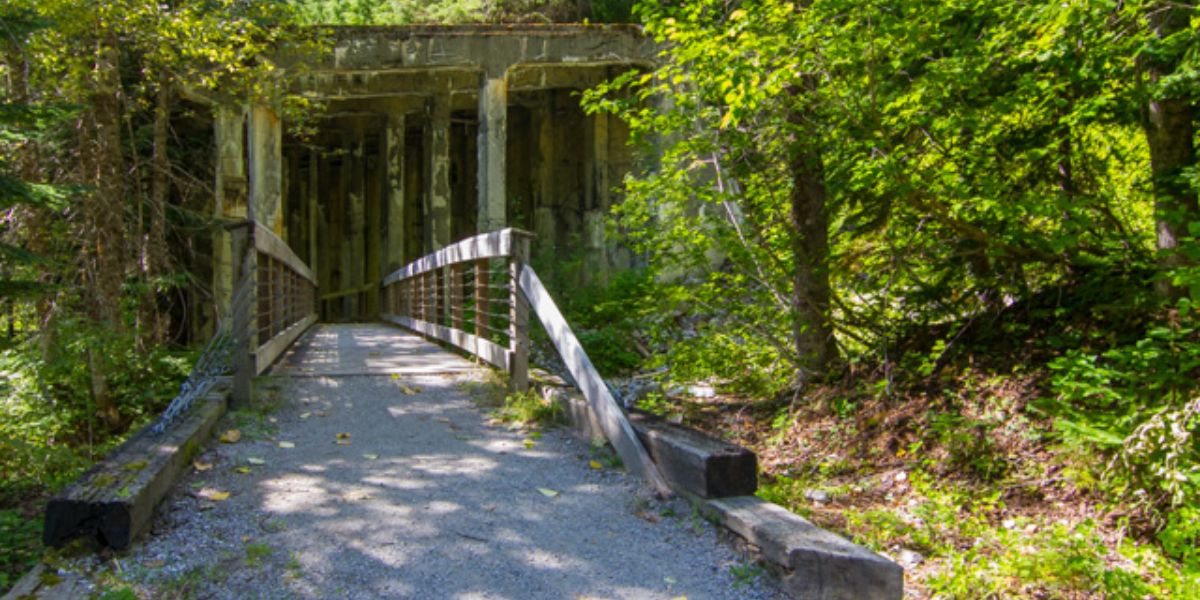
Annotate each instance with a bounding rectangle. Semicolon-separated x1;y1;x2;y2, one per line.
116;324;776;599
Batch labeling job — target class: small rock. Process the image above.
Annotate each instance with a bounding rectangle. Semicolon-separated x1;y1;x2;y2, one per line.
895;471;908;482
803;489;830;504
897;548;924;567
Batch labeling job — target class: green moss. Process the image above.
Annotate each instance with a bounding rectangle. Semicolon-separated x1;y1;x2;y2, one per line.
121;460;148;472
90;473;117;488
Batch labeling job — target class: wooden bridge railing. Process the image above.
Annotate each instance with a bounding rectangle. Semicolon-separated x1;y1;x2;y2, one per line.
230;221;318;404
381;228;671;497
381;228;533;390
252;223;318;372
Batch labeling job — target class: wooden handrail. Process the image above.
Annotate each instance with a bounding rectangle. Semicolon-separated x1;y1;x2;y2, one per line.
380;228;671;497
380;228;532;390
254;223;316;284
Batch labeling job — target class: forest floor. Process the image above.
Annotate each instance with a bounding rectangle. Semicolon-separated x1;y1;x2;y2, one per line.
673;366;1191;598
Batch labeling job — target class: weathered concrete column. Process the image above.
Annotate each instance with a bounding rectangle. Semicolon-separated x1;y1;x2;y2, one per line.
584;112;611;285
212;106;246;324
248;105;283;235
476;74;507;233
426;97;452;251
347;134;366;317
531;99;555;257
385;113;406;272
307;149;319;282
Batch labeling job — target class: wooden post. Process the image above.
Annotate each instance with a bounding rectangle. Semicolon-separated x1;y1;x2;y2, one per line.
509;233;531;392
450;263;464;330
475;259;489;338
436;267;446;328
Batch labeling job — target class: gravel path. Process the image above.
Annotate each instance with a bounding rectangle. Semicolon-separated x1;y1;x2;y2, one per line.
107;325;780;599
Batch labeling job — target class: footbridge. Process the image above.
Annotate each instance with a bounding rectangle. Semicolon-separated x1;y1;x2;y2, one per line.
17;26;903;600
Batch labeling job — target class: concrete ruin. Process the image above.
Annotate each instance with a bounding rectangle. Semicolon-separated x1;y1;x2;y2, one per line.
210;25;655;322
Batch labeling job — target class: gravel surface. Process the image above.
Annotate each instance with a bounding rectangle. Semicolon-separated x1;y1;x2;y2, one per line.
74;325;781;599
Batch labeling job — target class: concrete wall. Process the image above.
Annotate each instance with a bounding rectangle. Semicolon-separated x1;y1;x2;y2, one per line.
214;26;653;323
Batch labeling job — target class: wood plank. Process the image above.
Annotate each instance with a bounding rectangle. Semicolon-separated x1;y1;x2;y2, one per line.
43;387;228;550
381;313;511;370
256;313;317;375
517;267;671;498
381;228;533;286
254;223;316;283
628;411;757;498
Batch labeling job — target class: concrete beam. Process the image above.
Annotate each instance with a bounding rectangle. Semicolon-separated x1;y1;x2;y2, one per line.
318;25;655;74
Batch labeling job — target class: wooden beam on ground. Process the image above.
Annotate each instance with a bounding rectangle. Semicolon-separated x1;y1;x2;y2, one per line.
43;386;229;550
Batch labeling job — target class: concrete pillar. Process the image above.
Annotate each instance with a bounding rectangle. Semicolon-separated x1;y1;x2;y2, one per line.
426;96;452;251
531;99;555;258
212;106;246;324
585;112;610;284
307;149;319;282
385;113;406;273
477;74;507;233
365;128;383;317
248;105;283;235
351;135;368;317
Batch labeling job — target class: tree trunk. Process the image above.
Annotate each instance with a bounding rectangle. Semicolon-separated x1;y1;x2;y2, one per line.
786;87;838;383
81;37;127;430
1142;3;1198;296
146;80;171;344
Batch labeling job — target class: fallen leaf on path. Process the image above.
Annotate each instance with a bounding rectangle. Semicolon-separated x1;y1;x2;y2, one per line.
315;411;328;417
390;373;399;380
268;416;278;424
336;432;351;439
241;535;251;543
277;441;295;449
523;439;536;449
401;385;420;395
299;412;312;420
342;490;372;501
234;466;252;474
664;576;677;585
362;453;379;460
335;440;352;446
193;460;213;472
335;433;352;445
199;488;230;501
246;457;265;465
537;488;559;498
219;429;242;444
589;460;603;470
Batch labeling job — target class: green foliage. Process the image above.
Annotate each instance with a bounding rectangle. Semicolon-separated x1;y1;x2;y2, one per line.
492;389;563;427
287;0;636;25
0;509;41;592
0;321;193;503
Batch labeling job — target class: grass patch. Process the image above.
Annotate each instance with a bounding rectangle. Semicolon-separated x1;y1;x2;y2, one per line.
243;542;272;568
489;389;564;428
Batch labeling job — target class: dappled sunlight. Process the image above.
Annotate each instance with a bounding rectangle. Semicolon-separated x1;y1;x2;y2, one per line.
130;324;759;600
